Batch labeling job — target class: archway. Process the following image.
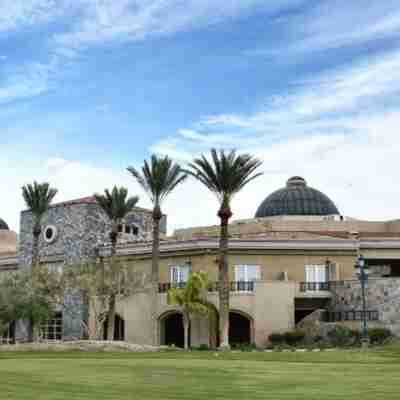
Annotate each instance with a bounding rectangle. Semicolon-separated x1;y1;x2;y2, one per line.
103;314;125;341
229;311;253;347
159;311;186;348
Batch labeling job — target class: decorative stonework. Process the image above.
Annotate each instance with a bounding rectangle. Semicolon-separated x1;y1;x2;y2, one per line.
19;202;158;268
330;278;400;335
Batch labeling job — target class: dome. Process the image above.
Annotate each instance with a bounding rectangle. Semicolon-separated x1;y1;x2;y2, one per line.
0;218;9;230
255;177;340;218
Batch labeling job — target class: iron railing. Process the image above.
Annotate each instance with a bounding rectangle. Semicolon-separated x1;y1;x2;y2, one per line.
322;310;379;322
299;282;331;292
158;281;255;293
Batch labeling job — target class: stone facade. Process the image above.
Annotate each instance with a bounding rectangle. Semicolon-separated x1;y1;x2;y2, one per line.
19;200;160;267
330;278;400;335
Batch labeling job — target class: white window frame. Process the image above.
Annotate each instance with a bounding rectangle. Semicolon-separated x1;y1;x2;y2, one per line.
305;265;327;291
40;312;63;341
234;265;261;292
170;263;191;286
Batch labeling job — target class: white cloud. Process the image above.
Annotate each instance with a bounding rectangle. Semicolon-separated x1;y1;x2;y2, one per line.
54;0;301;48
0;0;64;33
150;48;400;224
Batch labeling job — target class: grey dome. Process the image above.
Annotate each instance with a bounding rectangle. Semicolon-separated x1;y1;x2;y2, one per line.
255;177;339;218
0;218;9;230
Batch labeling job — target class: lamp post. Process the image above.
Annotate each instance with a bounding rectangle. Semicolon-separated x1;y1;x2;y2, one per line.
354;255;370;347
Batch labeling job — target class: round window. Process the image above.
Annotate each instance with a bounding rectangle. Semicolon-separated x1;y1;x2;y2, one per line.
43;225;57;244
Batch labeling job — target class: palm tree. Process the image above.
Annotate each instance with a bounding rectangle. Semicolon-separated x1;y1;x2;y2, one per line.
167;271;213;350
22;182;58;269
94;186;138;340
22;181;57;342
186;149;262;348
127;155;187;344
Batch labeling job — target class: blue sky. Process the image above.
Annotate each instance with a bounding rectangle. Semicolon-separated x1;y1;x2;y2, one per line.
2;0;400;232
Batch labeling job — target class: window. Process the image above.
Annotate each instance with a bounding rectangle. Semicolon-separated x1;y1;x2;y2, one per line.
234;265;260;291
40;312;63;341
132;225;139;236
43;225;57;244
235;265;261;282
305;265;327;291
170;264;191;286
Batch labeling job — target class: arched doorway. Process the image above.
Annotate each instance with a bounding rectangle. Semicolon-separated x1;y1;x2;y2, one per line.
103;314;125;341
159;311;186;348
229;311;253;347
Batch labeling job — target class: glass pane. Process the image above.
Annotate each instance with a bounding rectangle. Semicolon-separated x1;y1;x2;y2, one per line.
235;265;246;281
247;266;260;281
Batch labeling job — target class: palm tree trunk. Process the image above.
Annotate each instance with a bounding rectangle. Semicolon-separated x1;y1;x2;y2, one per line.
218;207;232;349
29;225;41;343
183;312;190;350
106;294;116;341
107;227;118;341
151;205;162;345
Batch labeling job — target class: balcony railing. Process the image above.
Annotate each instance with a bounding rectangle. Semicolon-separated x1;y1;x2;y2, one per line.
158;281;255;293
299;282;331;292
322;310;379;322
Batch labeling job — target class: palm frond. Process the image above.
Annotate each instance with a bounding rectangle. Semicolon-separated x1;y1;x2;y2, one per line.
22;181;58;223
185;148;263;208
94;186;139;223
127;155;187;207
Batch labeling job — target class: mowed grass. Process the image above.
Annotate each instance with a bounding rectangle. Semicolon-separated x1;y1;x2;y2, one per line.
0;346;400;400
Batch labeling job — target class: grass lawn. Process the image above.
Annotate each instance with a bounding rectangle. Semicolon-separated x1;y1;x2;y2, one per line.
0;345;400;400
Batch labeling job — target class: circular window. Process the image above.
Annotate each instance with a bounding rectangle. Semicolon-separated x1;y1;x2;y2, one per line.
43;225;57;244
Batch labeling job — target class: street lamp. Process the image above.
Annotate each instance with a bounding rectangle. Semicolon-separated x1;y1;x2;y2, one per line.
354;255;370;347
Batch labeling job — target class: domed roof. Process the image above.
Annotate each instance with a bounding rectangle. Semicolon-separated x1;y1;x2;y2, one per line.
0;218;9;230
255;177;339;218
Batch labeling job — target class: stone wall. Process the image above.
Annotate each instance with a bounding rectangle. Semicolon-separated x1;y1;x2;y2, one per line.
330;278;400;335
19;203;158;267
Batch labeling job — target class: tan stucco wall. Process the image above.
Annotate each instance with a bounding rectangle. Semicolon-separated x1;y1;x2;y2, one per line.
120;251;358;284
117;280;296;347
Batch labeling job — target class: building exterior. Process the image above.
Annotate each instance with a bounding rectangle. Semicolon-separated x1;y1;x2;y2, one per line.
1;177;400;347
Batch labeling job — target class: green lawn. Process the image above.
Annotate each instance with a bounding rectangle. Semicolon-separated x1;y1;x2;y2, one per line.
0;346;399;400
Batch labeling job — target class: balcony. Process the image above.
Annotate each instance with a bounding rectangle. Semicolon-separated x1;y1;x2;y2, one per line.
297;281;333;298
158;281;255;294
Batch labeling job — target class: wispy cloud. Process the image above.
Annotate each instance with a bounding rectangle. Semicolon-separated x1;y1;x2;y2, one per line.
249;1;400;57
55;0;301;49
150;48;400;221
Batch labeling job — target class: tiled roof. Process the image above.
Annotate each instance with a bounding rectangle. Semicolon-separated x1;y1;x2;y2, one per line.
51;196;98;207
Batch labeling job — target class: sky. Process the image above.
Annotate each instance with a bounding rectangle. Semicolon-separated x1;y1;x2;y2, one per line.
2;0;400;233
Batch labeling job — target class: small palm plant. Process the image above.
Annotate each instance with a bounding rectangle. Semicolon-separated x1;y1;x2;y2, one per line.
167;271;213;350
22;182;58;269
186;149;262;348
94;186;139;340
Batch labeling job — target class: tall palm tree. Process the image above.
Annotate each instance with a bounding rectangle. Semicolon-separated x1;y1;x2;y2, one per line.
127;155;187;344
22;181;57;342
22;182;58;269
94;186;139;340
186;149;262;348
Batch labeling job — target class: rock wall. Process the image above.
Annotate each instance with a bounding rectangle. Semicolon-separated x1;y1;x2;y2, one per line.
330;278;400;335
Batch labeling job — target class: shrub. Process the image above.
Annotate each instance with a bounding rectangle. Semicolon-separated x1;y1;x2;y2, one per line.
284;330;305;346
231;343;257;352
195;344;210;351
268;333;285;346
327;325;354;346
368;328;392;344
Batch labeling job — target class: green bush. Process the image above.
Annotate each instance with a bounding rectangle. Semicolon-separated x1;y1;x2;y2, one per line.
268;333;285;346
231;343;257;351
327;325;354;346
284;330;305;346
368;328;392;344
195;344;210;351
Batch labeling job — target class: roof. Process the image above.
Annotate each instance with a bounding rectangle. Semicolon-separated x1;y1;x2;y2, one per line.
51;196;98;207
0;218;9;230
255;177;340;218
